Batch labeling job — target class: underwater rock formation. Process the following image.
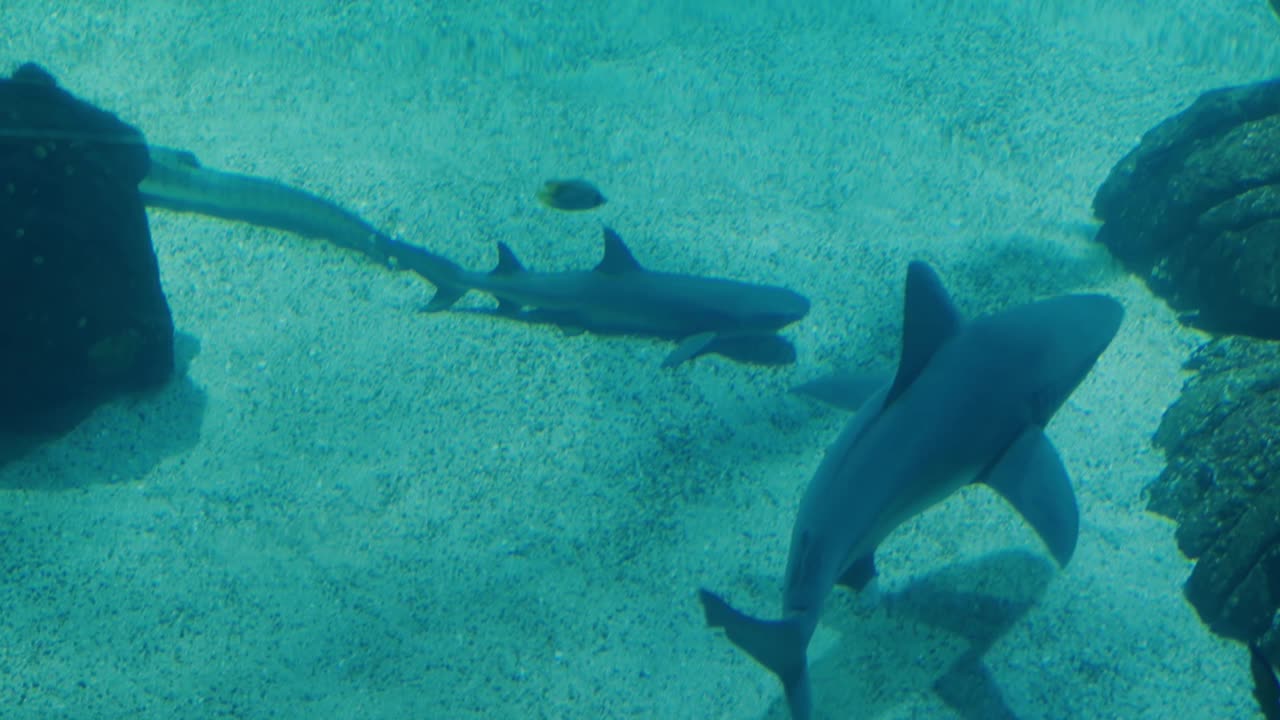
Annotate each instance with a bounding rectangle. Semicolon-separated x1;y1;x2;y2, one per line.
1147;336;1280;667
0;63;172;432
1093;78;1280;338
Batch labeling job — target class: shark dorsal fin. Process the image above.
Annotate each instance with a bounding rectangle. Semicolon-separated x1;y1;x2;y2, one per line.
595;227;643;274
885;261;962;405
492;243;525;275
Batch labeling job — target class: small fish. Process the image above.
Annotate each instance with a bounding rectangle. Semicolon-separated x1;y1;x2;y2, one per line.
537;178;606;211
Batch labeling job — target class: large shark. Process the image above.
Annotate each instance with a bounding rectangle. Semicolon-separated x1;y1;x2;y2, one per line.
388;228;810;367
699;261;1123;719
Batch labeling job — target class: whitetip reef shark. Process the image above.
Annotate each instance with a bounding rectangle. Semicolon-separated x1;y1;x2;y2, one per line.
387;227;810;367
699;261;1123;719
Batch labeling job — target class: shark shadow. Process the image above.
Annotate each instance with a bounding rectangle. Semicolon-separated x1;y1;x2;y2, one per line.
786;550;1054;720
447;305;800;366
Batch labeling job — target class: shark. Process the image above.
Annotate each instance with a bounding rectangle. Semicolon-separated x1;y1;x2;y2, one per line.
135;148;808;366
387;227;810;367
698;260;1123;719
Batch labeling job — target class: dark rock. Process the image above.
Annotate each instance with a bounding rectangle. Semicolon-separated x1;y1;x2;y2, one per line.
1093;78;1280;338
0;63;173;433
1148;336;1280;667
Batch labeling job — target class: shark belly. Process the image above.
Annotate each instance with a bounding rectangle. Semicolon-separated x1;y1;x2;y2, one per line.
783;369;1025;615
698;260;1119;720
478;272;721;335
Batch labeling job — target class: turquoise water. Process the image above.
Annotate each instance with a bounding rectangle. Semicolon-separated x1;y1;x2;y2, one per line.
3;2;1279;717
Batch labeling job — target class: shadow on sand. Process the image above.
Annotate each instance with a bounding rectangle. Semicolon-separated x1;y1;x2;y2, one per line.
757;550;1056;719
0;332;206;489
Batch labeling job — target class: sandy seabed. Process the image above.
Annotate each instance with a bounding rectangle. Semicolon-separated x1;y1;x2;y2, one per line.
3;1;1279;718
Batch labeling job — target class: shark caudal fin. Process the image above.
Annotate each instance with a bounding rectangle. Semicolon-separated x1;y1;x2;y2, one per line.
382;239;470;311
699;589;813;720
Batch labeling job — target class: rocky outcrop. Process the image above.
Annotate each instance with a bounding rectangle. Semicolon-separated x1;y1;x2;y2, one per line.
0;63;172;433
1147;336;1280;667
1093;78;1280;338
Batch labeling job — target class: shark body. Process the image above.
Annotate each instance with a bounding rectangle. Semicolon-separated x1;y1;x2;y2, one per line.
390;228;810;367
699;261;1123;719
136;149;807;366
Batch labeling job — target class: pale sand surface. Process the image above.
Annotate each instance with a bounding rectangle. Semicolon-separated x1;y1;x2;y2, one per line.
2;1;1278;718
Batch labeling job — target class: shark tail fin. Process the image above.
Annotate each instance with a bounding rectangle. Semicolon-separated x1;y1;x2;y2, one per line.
383;240;470;312
699;589;813;719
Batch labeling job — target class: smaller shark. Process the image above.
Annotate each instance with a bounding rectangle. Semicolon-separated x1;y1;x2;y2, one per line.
387;228;810;367
134;148;807;366
699;261;1123;719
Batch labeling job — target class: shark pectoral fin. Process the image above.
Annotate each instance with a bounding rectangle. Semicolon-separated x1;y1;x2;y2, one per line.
836;552;877;591
662;332;717;368
980;427;1079;567
792;372;891;412
698;589;813;720
423;286;467;312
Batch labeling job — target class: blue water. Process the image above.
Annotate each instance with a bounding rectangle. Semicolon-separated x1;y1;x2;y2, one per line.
3;2;1278;718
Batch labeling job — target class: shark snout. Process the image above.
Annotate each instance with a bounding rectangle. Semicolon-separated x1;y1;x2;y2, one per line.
750;289;810;329
1054;294;1124;356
